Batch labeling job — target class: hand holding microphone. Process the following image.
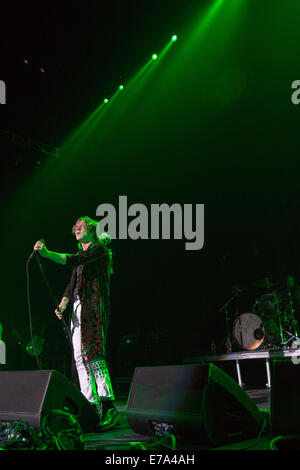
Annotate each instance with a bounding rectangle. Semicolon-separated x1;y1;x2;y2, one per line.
30;239;46;260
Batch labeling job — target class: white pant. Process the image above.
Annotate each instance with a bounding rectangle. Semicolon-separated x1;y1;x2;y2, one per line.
71;300;114;404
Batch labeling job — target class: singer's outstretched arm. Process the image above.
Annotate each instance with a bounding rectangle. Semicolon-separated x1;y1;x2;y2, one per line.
33;240;67;264
41;250;67;264
33;239;108;266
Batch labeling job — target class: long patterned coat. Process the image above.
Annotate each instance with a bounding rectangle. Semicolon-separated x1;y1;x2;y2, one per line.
63;242;111;362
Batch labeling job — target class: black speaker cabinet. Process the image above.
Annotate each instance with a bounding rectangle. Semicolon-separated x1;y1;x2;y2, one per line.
127;363;264;446
0;370;98;432
271;359;300;435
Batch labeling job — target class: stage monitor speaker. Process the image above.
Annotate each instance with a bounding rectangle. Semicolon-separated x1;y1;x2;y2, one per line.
127;363;264;447
0;370;98;432
270;359;300;435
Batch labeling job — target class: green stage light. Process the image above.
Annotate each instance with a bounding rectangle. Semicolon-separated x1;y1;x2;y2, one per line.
62;32;179;154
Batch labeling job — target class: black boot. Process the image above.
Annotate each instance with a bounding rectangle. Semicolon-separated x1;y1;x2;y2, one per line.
99;400;120;431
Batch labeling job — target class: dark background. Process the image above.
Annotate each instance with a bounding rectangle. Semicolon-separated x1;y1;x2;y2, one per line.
1;0;300;386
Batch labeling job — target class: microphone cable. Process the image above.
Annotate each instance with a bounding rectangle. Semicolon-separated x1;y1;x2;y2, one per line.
34;255;73;347
26;255;42;370
26;246;73;371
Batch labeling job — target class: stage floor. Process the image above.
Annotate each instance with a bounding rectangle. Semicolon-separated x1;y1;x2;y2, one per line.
82;387;272;451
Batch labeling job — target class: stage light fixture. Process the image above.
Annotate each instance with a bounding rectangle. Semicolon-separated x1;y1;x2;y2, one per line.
119;85;124;90
172;35;178;42
104;98;109;103
152;54;158;60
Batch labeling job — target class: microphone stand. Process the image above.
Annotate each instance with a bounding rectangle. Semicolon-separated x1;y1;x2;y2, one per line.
219;291;240;353
34;255;73;348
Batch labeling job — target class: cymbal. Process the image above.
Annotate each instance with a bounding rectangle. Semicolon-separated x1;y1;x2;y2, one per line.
254;277;280;289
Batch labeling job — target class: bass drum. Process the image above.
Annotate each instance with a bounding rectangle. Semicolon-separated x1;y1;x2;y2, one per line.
233;312;265;351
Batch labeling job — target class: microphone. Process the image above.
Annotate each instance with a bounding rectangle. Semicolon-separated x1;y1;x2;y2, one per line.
29;239;45;260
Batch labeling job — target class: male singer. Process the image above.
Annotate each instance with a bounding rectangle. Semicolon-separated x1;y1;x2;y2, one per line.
34;216;118;429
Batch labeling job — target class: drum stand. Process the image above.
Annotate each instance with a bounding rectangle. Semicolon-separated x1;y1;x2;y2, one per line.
278;288;299;349
282;331;300;348
274;293;285;347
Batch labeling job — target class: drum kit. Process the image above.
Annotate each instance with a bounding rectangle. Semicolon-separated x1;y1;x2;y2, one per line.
222;276;300;352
